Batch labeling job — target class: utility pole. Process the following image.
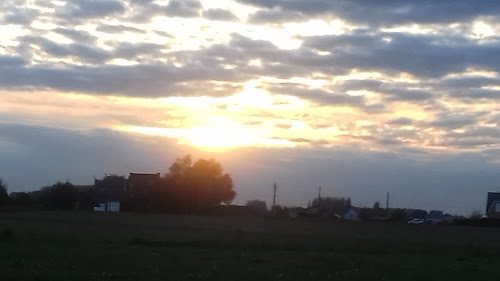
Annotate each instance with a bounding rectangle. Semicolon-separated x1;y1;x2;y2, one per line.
272;182;277;209
318;186;322;201
386;192;390;209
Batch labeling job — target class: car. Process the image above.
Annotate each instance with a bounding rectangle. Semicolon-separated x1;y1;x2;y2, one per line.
408;218;425;224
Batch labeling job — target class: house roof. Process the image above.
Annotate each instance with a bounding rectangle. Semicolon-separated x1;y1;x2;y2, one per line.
128;173;160;184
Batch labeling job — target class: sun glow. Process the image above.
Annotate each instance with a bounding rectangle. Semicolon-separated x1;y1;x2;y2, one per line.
116;123;296;151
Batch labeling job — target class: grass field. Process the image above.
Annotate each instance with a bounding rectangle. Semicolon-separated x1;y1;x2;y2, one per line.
1;211;500;281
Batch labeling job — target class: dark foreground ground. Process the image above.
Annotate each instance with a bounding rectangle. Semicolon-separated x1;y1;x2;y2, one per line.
1;211;500;281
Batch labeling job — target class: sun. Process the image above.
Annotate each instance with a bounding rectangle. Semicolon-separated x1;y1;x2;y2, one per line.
116;125;262;150
116;123;296;151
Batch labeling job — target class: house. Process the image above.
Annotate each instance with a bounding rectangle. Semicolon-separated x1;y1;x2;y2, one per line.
127;173;161;198
344;208;359;221
94;201;120;212
486;192;500;219
93;175;128;205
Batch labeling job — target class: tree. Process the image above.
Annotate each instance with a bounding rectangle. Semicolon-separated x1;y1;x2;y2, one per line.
162;156;236;212
246;200;268;211
311;197;350;217
9;192;31;206
389;208;408;222
271;205;288;217
38;181;78;209
373;201;380;210
0;178;8;205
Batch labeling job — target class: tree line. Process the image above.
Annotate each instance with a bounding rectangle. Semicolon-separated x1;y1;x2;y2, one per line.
0;156;236;213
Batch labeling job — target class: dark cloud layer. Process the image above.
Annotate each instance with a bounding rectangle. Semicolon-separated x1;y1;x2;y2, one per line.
248;7;306;24
265;82;367;108
238;0;500;26
303;32;500;77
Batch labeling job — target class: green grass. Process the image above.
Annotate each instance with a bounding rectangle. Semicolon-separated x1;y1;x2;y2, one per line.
1;211;500;280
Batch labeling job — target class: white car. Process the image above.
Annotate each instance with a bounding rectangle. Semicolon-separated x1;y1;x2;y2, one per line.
408;218;425;224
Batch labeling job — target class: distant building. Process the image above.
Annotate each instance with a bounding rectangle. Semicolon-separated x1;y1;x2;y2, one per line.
486;192;500;218
127;173;161;198
93;175;128;203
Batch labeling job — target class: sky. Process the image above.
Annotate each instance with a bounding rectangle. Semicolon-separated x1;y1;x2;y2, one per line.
1;0;500;215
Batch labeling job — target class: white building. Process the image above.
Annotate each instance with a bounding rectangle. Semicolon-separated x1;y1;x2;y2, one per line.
344;208;359;221
93;201;120;212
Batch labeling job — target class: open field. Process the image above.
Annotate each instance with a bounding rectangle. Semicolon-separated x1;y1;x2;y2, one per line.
1;211;500;281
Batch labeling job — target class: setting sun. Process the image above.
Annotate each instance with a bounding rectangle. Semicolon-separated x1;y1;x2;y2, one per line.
116;124;297;150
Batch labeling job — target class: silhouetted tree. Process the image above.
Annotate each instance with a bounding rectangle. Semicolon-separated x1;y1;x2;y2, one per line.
389;208;408;222
373;201;380;210
0;178;8;205
38;181;78;209
76;186;95;210
311;197;350;216
358;208;373;221
246;200;268;211
271;205;288;217
160;156;236;212
9;192;31;206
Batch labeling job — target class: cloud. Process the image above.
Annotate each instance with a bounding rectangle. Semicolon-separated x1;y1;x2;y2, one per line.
236;0;500;26
0;55;27;67
59;0;125;19
96;24;144;34
248;7;307;24
264;82;367;108
429;113;479;129
439;76;500;89
19;35;110;64
388;117;415;125
5;18;498;105
275;123;292;129
112;42;165;58
334;79;435;102
303;32;500;77
53;28;98;45
0;55;246;97
164;0;202;18
203;9;238;21
1;7;38;24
